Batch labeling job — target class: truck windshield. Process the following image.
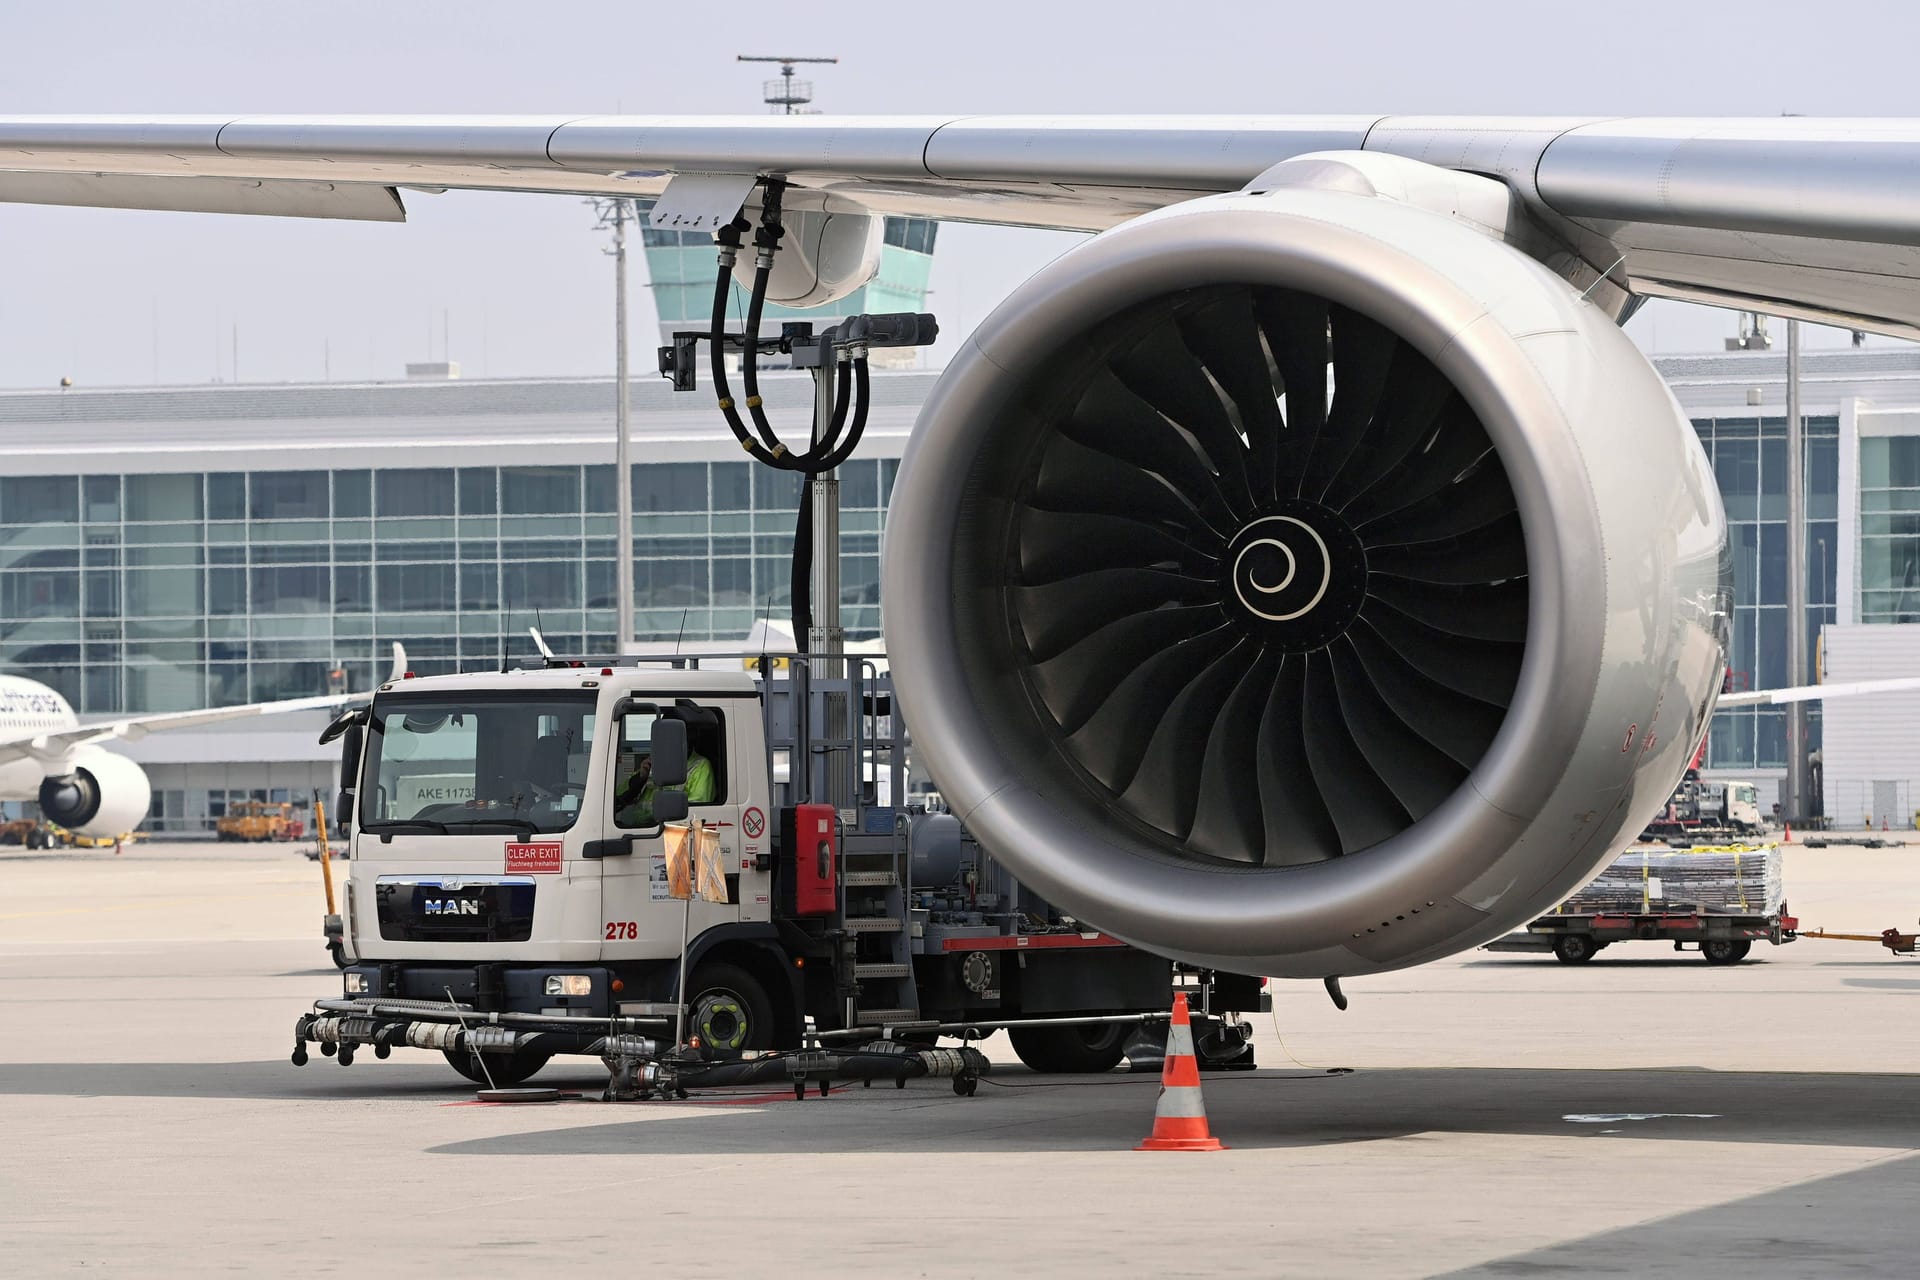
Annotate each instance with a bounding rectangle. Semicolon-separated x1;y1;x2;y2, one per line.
359;691;597;836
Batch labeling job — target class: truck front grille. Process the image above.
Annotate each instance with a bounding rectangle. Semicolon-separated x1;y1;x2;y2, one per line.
375;876;537;943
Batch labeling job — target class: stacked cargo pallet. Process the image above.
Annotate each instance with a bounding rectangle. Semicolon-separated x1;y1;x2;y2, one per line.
1558;845;1786;916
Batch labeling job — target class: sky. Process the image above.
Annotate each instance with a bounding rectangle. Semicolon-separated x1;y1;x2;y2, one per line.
3;0;1918;390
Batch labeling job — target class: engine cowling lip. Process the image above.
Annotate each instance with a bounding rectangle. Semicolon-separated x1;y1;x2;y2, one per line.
39;769;103;828
884;191;1613;967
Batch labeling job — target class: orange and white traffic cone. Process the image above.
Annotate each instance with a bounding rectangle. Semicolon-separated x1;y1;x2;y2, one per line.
1136;991;1225;1151
1783;822;1792;844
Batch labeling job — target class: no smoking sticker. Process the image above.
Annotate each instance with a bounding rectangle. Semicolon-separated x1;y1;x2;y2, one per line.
742;806;765;839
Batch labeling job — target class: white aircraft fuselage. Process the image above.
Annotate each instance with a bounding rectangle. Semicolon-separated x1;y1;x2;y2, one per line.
0;675;80;799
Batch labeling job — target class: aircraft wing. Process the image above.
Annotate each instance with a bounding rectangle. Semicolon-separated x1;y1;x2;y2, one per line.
6;114;1920;335
1717;675;1920;708
0;644;407;766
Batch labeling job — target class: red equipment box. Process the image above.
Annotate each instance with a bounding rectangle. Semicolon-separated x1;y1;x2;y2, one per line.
779;803;837;917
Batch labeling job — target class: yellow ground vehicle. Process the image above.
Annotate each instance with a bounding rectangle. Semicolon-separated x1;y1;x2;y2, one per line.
216;801;301;843
59;828;141;849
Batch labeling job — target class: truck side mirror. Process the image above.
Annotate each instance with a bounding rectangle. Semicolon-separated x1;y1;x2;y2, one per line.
336;721;363;828
650;718;688;789
652;791;689;824
319;707;362;746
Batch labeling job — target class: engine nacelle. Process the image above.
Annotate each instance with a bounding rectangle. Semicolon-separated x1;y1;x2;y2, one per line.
39;749;151;838
883;163;1729;978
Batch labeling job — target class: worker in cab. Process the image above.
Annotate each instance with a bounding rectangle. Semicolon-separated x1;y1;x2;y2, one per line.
615;745;716;827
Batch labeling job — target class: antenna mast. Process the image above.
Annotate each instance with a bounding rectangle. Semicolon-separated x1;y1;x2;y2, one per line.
736;54;839;114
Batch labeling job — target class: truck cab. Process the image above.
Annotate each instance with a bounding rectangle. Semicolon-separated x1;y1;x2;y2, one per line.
335;665;791;1071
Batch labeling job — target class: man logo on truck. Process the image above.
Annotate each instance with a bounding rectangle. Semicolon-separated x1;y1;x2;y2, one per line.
423;899;481;916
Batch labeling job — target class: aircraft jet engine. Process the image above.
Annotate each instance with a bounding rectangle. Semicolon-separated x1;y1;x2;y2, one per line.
882;154;1732;978
37;749;152;840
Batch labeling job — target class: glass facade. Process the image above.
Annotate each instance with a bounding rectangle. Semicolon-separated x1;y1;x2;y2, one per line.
1698;414;1840;770
1857;435;1920;622
1;460;897;714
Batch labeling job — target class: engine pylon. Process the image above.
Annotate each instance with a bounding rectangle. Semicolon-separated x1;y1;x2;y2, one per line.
1135;992;1225;1152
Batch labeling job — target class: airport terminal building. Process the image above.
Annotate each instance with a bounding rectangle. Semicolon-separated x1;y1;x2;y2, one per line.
7;345;1920;832
0;370;929;830
1655;346;1920;825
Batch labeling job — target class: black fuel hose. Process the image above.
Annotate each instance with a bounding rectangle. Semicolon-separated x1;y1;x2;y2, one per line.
702;186;877;650
674;1046;988;1090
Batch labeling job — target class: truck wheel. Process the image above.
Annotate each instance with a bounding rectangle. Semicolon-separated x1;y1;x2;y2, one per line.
1009;1022;1129;1073
1553;934;1598;964
1702;939;1752;965
443;1048;551;1087
688;963;774;1056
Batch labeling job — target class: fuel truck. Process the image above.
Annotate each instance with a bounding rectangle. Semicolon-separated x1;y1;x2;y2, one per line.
296;654;1263;1088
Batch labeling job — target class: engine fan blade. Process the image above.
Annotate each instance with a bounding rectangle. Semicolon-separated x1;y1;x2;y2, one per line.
1061;370;1244;532
1184;644;1284;864
1351;457;1516;547
1012;567;1221;662
1300;306;1396;502
1025;604;1227;733
1062;623;1242;794
1344;622;1509;770
1364;576;1529;644
1117;639;1260;841
1318;351;1457;511
1254;654;1346;865
1018;507;1218;583
1358;603;1524;708
1175;290;1284;502
1366;514;1529;585
1327;639;1467;819
1033;430;1220;534
1340;406;1497;527
1107;320;1256;510
1300;651;1413;853
1252;289;1329;500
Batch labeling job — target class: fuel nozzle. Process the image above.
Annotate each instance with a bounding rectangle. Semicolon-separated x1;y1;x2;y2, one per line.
751;181;787;265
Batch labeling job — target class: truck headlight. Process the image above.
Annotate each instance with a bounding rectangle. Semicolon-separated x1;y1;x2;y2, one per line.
544;974;592;996
344;972;370;995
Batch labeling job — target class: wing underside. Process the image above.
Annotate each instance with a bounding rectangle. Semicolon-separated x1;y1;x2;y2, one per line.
5;113;1920;333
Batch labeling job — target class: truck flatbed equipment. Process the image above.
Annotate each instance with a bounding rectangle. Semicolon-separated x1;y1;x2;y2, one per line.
1486;907;1798;964
1485;842;1796;964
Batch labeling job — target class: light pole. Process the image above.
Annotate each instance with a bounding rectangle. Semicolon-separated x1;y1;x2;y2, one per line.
591;197;636;655
1785;319;1808;822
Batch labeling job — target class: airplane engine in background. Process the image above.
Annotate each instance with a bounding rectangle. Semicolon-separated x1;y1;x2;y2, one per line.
38;749;151;839
882;155;1731;979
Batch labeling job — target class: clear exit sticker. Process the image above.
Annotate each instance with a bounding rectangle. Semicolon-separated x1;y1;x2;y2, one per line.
505;841;563;874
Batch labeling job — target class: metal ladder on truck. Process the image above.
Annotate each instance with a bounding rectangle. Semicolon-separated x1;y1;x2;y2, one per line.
841;835;916;1028
767;656;921;1030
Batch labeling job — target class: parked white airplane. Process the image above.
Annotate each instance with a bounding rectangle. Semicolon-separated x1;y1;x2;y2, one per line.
0;645;404;840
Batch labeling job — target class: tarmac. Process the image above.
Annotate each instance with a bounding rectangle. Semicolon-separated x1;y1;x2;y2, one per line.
2;839;1918;1277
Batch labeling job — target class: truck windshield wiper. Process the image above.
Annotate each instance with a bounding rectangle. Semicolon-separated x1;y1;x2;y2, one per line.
439;818;542;835
361;818;450;834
